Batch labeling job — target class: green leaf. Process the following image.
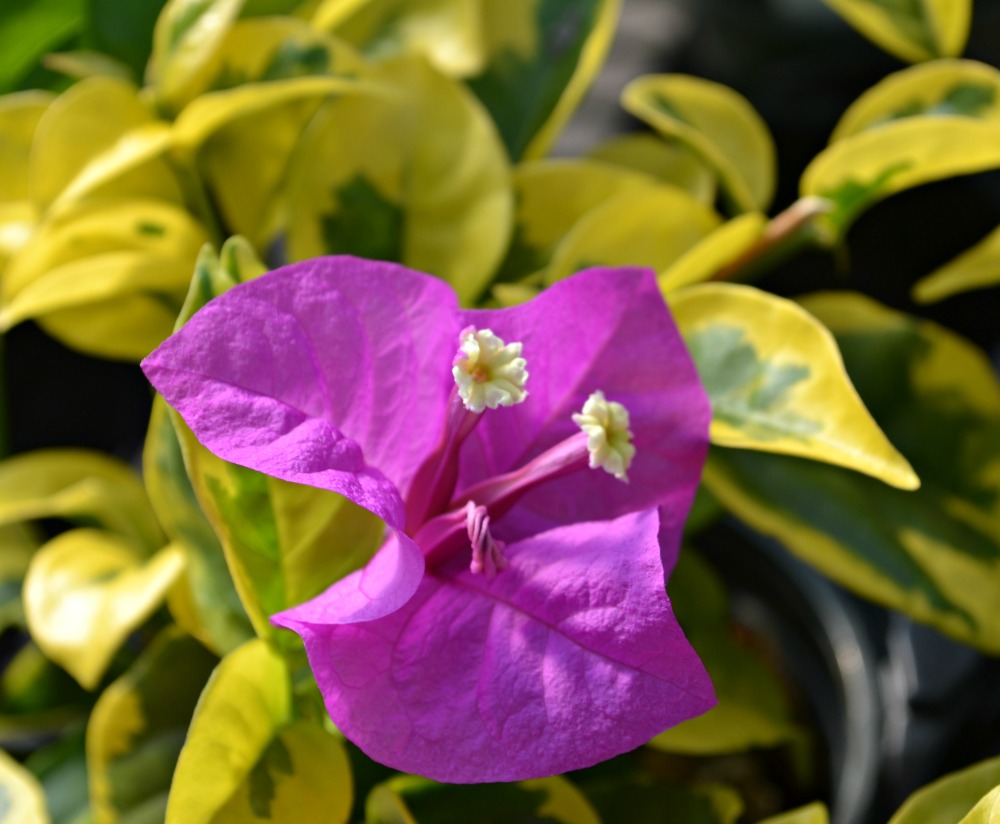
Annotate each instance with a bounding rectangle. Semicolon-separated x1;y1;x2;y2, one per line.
622;74;777;213
759;803;829;824
888;755;1000;823
144;395;254;656
581;778;743;824
912;221;1000;303
832;59;1000;142
705;292;1000;653
0;524;40;633
285;55;512;304
23;530;185;689
668;283;919;490
88;628;217;824
87;0;166;79
0;0;84;94
0;450;163;551
0;747;51;823
820;0;970;63
652;548;803;755
366;775;600;824
165;639;353;824
24;731;90;824
468;0;621;160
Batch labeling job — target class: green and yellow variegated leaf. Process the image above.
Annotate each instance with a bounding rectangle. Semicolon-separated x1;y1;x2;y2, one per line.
668;283;919;489
888;755;1000;823
0;748;51;824
658;212;767;294
166;639;352;824
147;0;246;114
286;55;511;303
622;74;777;213
495;158;661;284
912;222;1000;302
468;0;621;160
29;76;178;210
543;184;721;285
0;524;38;632
313;0;485;77
0;449;163;550
706;292;1000;652
760;803;829;824
802;117;1000;237
832;59;1000;141
144;395;254;656
88;628;217;824
586;132;716;204
23;530;185;690
367;774;600;824
652;548;802;755
821;0;970;63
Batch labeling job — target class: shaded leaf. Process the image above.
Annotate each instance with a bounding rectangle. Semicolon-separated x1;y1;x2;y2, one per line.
582;778;743;824
912;221;1000;303
23;731;90;824
889;755;1000;823
622;74;776;213
669;283;919;489
759;803;829;824
0;0;83;94
87;0;167;78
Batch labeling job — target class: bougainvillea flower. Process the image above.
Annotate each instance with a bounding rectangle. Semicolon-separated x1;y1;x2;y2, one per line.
143;256;715;783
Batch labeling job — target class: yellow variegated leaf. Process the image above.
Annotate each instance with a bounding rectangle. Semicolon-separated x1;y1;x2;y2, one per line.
913;222;1000;302
802;117;1000;237
314;0;486;77
0;748;50;824
166;639;352;824
587;132;716;204
0;524;38;632
832;59;1000;141
658;212;767;294
821;0;970;63
469;0;621;161
668;283;919;489
29;76;177;209
88;628;217;824
495;158;661;283
0;449;163;550
24;530;185;689
286;55;511;303
41;49;134;82
0;91;52;203
622;74;777;213
543;184;720;285
889;756;1000;823
760;803;829;824
148;0;246;114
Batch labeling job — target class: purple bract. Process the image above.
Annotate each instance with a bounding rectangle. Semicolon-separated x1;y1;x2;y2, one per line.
142;256;715;782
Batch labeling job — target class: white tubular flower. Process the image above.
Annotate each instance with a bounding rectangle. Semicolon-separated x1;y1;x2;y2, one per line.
572;390;636;482
452;327;528;413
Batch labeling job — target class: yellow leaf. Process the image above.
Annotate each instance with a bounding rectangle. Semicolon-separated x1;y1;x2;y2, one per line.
759;803;830;824
24;531;185;689
0;449;163;550
913;221;1000;302
669;283;919;489
889;755;1000;823
821;0;970;63
522;776;602;824
285;54;512;303
0;749;51;824
0;90;53;203
622;74;776;213
832;59;1000;142
658;212;767;294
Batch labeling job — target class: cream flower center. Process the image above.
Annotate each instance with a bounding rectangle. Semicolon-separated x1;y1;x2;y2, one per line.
572;390;636;482
452;327;528;413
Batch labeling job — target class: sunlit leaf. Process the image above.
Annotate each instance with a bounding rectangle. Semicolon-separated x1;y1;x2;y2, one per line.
165;639;353;824
314;0;485;77
23;529;185;689
586;132;716;204
912;221;1000;302
0;91;52;203
888;755;1000;823
468;0;621;160
759;803;829;824
706;292;1000;652
543;184;721;285
366;774;600;824
802;117;1000;237
652;548;802;755
0;449;163;550
622;74;777;213
88;627;216;824
668;283;919;489
285;54;511;303
0;747;51;824
821;0;970;63
832;59;1000;142
0;0;83;94
658;212;767;294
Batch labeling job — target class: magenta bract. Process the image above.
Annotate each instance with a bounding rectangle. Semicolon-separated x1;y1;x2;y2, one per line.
142;256;716;782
